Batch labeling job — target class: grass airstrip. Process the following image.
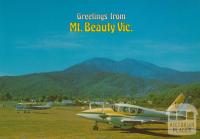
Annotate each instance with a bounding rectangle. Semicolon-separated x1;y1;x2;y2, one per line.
0;105;199;139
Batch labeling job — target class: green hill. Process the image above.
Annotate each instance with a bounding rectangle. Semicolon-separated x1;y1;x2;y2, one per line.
146;82;200;108
0;70;177;100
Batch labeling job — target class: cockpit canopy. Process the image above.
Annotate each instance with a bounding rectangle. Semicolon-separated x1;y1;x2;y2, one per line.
112;104;144;114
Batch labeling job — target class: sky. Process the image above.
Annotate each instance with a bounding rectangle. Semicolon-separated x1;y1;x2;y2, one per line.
0;0;200;76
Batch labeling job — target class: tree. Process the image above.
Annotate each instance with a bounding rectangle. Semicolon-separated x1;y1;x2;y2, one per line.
46;95;57;102
1;93;12;100
40;95;46;102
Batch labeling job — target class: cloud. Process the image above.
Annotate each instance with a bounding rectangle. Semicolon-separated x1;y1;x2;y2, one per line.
16;33;87;49
0;72;11;76
127;39;200;55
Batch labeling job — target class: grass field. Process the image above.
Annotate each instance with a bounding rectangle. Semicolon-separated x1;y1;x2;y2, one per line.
0;106;199;139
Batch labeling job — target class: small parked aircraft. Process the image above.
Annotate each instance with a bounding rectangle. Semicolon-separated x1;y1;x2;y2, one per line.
77;94;186;130
16;102;52;113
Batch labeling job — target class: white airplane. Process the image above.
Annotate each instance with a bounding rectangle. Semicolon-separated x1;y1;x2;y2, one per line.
77;94;186;130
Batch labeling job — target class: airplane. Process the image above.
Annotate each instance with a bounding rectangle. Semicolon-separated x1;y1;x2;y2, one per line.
16;102;53;113
77;94;187;130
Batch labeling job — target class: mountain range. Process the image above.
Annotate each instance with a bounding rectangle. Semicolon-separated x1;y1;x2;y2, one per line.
0;58;200;99
67;58;200;84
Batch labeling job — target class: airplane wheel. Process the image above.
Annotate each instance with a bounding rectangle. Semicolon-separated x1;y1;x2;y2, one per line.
93;125;99;131
113;125;120;128
93;121;99;131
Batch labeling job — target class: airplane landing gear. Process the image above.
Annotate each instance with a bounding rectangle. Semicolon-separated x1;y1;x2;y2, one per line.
93;121;99;131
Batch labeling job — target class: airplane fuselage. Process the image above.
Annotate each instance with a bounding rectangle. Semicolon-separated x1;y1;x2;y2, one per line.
77;103;181;130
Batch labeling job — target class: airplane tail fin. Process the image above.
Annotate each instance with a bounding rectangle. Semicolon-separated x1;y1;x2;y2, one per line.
167;93;186;112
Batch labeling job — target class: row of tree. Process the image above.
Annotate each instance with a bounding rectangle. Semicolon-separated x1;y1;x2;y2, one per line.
0;92;199;108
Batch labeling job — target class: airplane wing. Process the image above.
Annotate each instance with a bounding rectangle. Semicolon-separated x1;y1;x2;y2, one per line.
121;118;165;124
121;118;145;124
31;106;50;109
